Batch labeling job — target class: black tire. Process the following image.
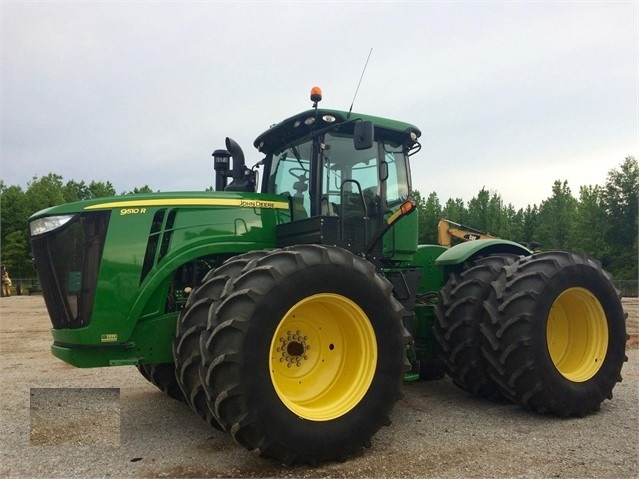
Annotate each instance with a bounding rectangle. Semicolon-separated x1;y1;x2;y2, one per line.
434;254;518;398
199;244;408;464
481;251;628;416
173;251;268;430
136;363;186;402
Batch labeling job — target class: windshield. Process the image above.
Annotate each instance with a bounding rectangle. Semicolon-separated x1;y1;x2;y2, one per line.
321;133;410;213
267;132;410;220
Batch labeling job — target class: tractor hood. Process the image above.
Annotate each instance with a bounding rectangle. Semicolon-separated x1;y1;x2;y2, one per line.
28;190;290;367
29;191;289;220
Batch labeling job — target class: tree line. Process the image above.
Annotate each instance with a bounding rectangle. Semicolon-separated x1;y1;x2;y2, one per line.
1;157;637;282
414;156;637;281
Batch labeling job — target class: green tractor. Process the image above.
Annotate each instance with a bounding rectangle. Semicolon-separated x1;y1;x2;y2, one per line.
29;87;627;464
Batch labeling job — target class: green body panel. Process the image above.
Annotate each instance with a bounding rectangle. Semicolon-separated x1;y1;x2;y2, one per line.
383;208;419;262
413;305;437;362
39;191;290;367
412;244;448;293
51;311;179;367
407;245;447;362
435;239;531;266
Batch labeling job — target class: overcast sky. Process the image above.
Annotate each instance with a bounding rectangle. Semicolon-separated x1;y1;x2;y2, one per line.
2;1;637;209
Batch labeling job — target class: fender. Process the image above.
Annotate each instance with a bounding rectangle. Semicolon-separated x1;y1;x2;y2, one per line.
434;239;531;266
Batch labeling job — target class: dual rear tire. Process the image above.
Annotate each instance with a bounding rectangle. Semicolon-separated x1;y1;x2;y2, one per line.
435;250;627;416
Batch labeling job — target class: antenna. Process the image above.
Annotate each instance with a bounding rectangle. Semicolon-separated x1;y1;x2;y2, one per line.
347;48;373;119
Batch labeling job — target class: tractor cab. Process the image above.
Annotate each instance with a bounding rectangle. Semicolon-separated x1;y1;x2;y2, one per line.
252;87;422;262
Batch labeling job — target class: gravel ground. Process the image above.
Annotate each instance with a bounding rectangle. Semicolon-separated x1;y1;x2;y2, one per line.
1;295;637;479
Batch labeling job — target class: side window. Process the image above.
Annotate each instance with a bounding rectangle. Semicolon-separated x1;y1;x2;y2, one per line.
350;161;379;207
383;148;409;206
270;142;312;219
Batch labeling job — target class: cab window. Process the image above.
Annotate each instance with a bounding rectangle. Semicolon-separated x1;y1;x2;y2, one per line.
321;133;378;216
269;140;312;219
383;144;410;206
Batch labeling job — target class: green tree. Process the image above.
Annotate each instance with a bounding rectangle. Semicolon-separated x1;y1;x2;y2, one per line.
24;173;66;214
417;192;442;244
466;187;507;236
88;180;116;198
466;187;491;232
0;184;30;276
1;230;33;277
537;180;577;249
125;185;156;195
63;180;90;202
521;204;540;248
573;185;607;262
0;183;28;239
602;156;638;279
504;204;524;244
486;192;508;237
442;197;467;224
64;180;116;200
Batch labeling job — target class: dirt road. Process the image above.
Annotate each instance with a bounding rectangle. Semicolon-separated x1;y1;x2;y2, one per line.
1;295;637;478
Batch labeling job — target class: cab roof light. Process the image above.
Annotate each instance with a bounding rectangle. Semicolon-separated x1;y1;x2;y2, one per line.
310;86;322;106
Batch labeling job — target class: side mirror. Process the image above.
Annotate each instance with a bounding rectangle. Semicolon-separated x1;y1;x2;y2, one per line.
354;121;374;150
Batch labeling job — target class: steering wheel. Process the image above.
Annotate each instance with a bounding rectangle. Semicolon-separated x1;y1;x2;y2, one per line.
288;168;308;181
289;168;308;195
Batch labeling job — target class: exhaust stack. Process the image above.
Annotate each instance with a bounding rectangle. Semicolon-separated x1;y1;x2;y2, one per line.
222;137;255;192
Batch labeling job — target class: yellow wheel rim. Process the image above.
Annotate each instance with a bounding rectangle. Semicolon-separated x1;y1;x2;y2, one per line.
546;287;608;382
269;293;377;421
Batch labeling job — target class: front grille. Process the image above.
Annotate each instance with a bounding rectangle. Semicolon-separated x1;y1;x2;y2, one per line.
30;211;110;329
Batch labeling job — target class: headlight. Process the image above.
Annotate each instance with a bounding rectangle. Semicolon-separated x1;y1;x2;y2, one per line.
30;215;75;236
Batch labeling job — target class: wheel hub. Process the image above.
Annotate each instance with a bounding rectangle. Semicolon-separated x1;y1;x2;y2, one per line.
277;330;310;367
